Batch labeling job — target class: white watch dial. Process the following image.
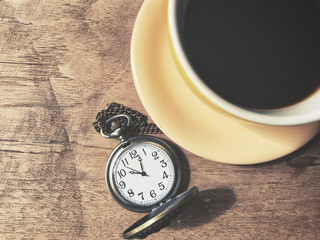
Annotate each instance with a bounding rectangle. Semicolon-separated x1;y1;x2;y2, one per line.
113;143;175;207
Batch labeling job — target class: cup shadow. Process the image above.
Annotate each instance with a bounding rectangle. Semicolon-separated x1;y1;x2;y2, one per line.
169;187;236;229
254;132;320;176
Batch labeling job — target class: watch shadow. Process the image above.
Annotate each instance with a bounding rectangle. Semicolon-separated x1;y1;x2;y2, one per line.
160;139;236;228
169;187;236;229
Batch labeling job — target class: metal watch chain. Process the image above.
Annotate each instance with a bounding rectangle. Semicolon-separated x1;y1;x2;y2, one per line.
92;102;162;138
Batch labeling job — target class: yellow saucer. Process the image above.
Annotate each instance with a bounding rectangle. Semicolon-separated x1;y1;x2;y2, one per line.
130;0;320;164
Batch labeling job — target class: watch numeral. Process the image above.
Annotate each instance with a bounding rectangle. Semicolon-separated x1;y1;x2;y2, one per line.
158;182;165;191
163;171;168;179
128;189;134;197
160;159;167;168
150;190;157;198
152;151;159;160
119;181;126;189
129;150;138;159
142;148;147;156
118;169;126;178
138;192;144;200
122;158;129;167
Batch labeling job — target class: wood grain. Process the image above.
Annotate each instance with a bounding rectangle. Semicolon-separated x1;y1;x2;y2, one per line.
0;0;319;239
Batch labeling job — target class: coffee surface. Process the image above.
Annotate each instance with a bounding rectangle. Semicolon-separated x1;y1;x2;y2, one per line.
183;0;320;109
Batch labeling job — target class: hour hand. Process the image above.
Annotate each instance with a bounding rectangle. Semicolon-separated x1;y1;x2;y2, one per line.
125;166;142;174
125;166;149;176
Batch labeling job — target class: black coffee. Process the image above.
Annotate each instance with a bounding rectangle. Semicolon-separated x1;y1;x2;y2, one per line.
183;0;320;109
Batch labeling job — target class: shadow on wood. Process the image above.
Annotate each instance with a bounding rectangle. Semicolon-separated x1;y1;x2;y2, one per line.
170;187;236;228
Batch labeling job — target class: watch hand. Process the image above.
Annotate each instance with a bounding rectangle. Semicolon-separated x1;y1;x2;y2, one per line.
124;165;150;177
137;155;149;177
124;166;142;174
138;155;145;172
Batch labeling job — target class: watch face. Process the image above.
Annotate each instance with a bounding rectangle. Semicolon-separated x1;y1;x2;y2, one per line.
106;136;180;212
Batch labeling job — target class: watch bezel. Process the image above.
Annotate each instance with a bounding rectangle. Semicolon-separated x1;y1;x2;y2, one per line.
106;135;182;213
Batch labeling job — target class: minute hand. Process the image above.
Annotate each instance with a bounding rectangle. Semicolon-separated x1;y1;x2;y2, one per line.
138;156;145;172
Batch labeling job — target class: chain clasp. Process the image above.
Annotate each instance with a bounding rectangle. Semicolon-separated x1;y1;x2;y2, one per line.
99;114;132;141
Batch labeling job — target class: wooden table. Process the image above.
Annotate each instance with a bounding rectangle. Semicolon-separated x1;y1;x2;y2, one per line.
1;1;319;239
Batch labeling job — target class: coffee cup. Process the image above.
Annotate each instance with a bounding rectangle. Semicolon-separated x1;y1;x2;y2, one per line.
168;0;320;126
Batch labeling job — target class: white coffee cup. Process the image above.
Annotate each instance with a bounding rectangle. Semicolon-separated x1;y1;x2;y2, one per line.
168;0;320;126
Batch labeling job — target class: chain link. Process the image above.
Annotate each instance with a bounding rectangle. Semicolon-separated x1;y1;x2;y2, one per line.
92;102;162;136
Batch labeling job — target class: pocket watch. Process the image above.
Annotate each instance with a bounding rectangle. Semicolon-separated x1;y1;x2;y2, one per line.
93;103;198;239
